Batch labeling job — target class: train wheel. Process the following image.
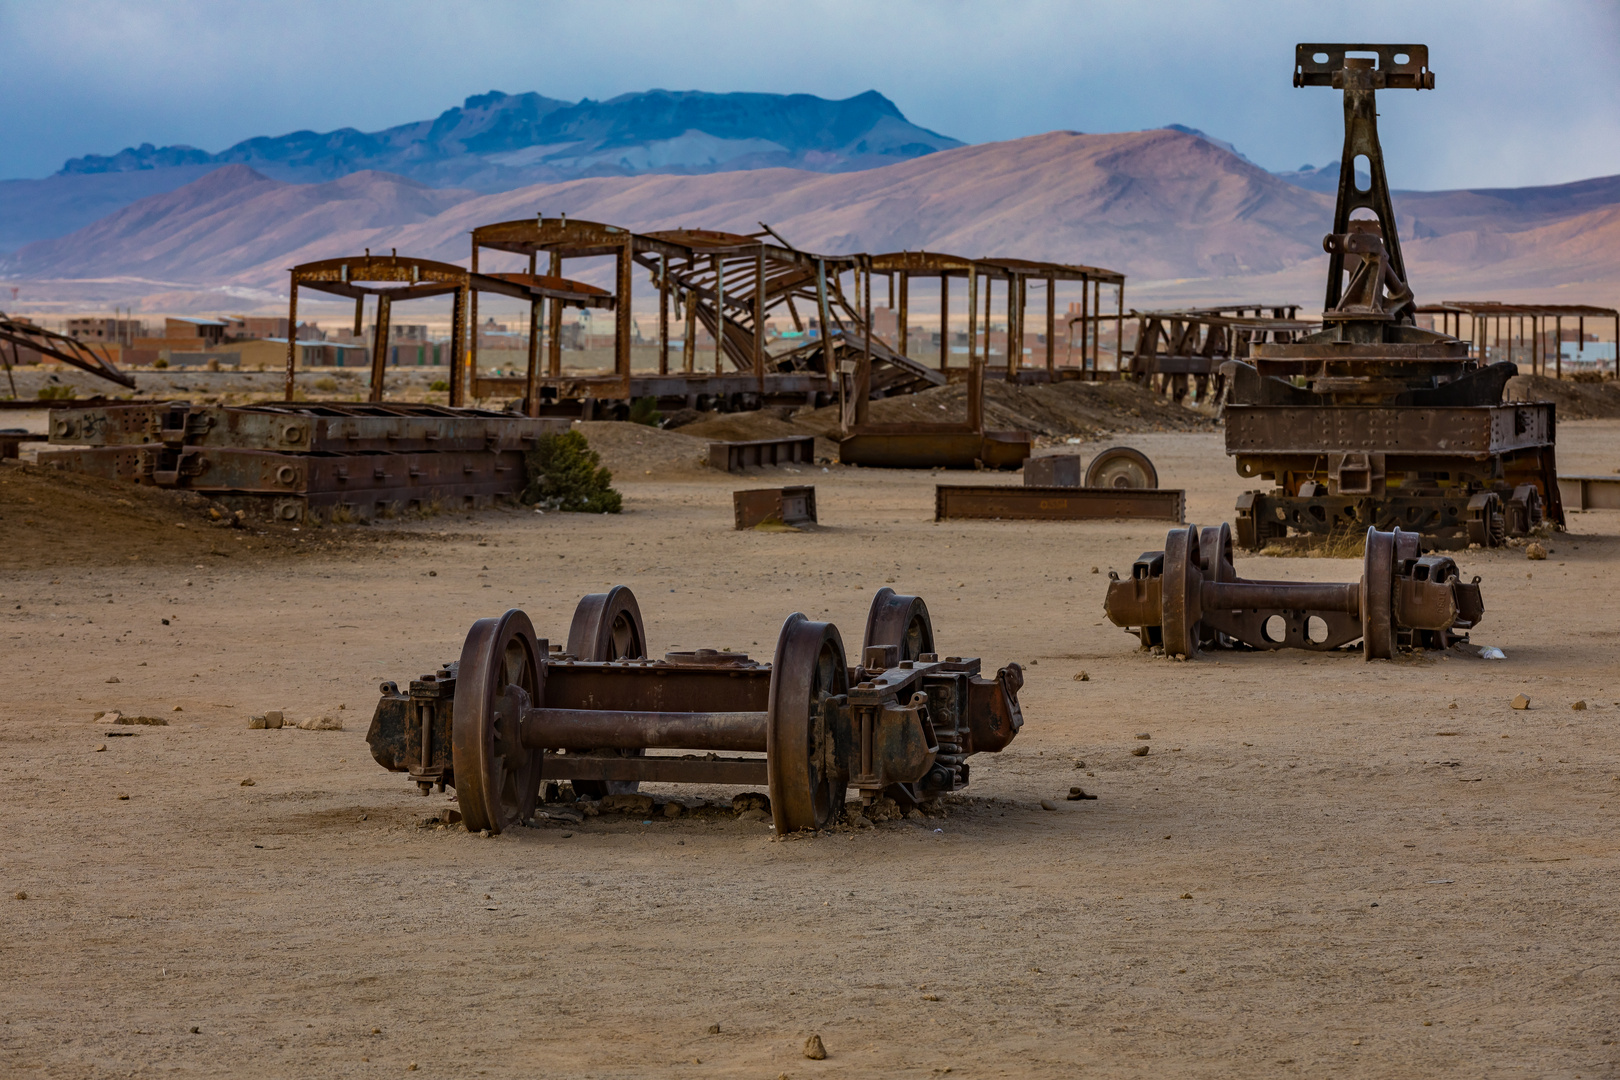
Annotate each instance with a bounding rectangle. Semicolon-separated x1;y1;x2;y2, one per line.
564;586;648;797
452;609;544;834
767;614;850;834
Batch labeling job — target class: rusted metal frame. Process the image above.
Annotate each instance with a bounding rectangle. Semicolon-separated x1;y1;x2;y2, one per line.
283;282;299;400
898;270;909;358
524;296;542;417
0;314;136;390
1046;277;1056;377
449;283;467;407
966;266;978;374
754;247;765;392
859;261;873;427
469;240;481;382
658;256;670;376
367;294;393;404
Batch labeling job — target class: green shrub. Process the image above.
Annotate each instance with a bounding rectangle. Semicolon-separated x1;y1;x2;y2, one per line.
522;430;622;513
37;384;75;400
628;396;663;427
313;376;338;392
153;358;169;369
428;379;449;392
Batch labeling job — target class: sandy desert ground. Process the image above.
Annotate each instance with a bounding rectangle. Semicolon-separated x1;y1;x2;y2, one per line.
2;419;1619;1078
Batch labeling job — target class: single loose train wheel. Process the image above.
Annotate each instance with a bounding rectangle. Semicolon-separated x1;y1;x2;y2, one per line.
863;587;935;663
451;609;544;835
768;614;850;834
1085;446;1159;490
564;585;649;798
1159;525;1202;658
1360;527;1397;661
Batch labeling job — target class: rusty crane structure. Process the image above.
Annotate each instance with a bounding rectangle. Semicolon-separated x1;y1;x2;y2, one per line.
1225;44;1561;550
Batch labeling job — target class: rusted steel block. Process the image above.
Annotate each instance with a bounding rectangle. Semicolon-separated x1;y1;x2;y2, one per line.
733;486;817;529
935;485;1184;522
707;436;815;472
1023;455;1082;487
838;430;1029;470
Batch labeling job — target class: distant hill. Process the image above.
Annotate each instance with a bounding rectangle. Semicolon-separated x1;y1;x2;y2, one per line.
0;89;959;250
6;129;1618;309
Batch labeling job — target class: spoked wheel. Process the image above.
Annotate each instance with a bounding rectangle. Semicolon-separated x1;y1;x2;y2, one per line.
1361;527;1396;661
1086;446;1159;489
767;614;850;834
452;609;544;834
863;587;935;663
563;585;648;797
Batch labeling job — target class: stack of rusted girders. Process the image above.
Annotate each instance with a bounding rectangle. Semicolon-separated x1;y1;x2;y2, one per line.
39;400;568;524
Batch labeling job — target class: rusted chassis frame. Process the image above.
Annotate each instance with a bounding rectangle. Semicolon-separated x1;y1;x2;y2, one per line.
1104;522;1484;659
1125;305;1311;402
368;586;1025;836
285;251;614;411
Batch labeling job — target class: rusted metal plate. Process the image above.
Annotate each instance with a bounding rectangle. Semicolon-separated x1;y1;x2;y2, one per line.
47;401;565;453
38;445;525;496
708;436;816;471
1226;404;1553;457
935;485;1184;522
733;486;817;529
840;430;1030;470
1024;455;1082;487
1558;475;1620;511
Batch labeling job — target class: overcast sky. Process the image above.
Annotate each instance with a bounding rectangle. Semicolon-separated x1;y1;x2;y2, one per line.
1;0;1616;190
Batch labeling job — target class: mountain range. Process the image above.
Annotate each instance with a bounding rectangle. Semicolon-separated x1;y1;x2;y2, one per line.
0;89;960;251
8;127;1617;313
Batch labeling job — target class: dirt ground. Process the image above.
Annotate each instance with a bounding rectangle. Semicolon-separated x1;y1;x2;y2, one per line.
3;418;1620;1079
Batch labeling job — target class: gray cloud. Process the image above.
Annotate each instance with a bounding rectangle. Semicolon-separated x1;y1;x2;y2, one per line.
0;0;1615;189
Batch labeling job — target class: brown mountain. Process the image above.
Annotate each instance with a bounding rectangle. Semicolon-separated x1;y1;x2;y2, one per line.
8;131;1618;309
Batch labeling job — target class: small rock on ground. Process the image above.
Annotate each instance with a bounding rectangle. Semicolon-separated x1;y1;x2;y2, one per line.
803;1033;827;1060
1511;694;1531;710
1131;745;1150;756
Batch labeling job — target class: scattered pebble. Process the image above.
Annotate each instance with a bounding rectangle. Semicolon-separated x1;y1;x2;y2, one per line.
1039;799;1058;811
1511;694;1531;710
240;778;255;787
1073;671;1090;682
117;793;130;800
95;743;106;753
708;1024;721;1035
297;715;343;731
1179;892;1192;899
1131;745;1150;757
1072;759;1086;768
803;1033;827;1060
1067;787;1098;801
1135;732;1151;740
1572;700;1587;711
105;676;120;684
662;801;684;818
1525;542;1547;560
478;829;491;838
14;891;25;900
